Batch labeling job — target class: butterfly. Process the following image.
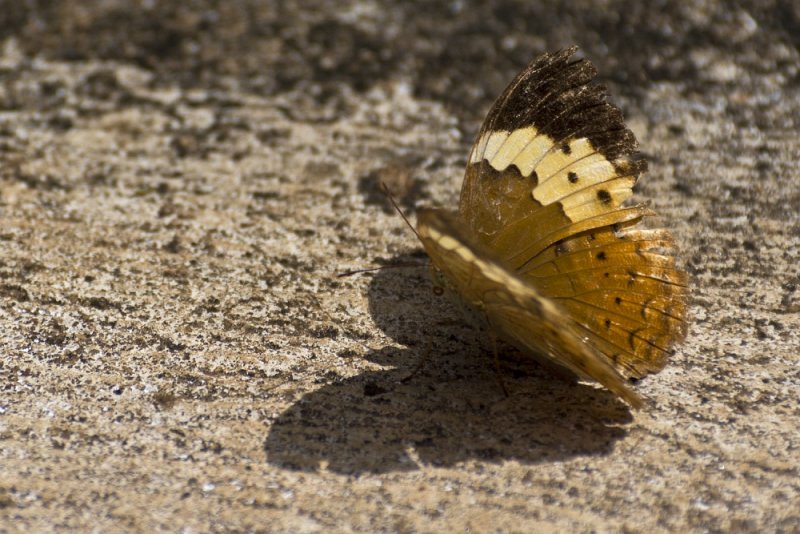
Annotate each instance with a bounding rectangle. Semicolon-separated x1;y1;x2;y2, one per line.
416;47;688;408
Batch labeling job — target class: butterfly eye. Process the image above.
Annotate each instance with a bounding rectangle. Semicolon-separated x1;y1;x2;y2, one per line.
432;286;445;297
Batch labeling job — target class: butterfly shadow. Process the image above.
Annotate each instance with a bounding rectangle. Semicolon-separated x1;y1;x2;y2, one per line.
264;254;635;475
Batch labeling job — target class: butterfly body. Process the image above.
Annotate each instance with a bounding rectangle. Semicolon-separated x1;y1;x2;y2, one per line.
416;48;688;408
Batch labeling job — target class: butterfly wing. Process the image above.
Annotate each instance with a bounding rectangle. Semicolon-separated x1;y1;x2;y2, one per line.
459;47;688;379
520;223;688;378
417;209;643;408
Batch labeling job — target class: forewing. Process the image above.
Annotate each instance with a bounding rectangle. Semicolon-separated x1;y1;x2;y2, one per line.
459;46;645;259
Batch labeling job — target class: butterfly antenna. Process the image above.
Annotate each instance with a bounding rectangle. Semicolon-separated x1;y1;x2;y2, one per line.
336;182;426;278
381;181;420;240
337;262;425;278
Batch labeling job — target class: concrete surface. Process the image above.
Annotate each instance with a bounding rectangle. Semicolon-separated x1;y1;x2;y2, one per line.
0;1;798;532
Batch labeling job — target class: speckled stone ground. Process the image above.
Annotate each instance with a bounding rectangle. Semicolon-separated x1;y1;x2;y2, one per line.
0;1;798;532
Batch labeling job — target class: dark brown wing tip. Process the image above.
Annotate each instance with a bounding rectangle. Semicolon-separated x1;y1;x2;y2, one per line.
485;46;641;165
550;45;581;65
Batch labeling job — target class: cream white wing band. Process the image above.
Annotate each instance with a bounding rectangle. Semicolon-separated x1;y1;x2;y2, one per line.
424;224;561;316
469;128;629;221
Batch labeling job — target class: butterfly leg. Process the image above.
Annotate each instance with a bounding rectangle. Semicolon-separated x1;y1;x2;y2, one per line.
400;332;433;384
491;331;510;397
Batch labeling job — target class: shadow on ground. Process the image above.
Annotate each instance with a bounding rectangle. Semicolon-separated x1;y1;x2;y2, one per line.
264;256;633;475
